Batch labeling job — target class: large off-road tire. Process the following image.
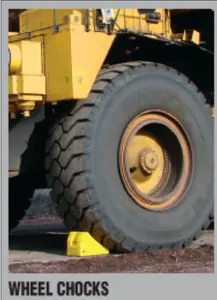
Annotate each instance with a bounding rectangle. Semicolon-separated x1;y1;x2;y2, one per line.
45;62;213;252
9;174;35;232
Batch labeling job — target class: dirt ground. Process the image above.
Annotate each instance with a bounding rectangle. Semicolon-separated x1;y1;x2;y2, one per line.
9;217;214;274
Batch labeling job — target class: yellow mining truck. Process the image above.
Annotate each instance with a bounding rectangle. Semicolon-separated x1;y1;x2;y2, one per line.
9;9;214;252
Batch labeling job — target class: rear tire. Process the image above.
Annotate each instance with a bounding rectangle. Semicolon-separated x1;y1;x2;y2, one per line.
46;62;213;252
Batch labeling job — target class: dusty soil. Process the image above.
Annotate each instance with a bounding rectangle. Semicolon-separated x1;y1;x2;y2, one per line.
9;244;213;274
9;216;214;274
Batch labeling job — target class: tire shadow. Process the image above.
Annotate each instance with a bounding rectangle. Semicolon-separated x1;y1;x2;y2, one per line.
9;220;69;257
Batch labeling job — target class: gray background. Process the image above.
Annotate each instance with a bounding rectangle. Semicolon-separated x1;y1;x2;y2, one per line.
1;2;216;300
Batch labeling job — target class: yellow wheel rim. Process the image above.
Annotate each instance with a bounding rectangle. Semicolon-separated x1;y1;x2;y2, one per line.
119;111;192;211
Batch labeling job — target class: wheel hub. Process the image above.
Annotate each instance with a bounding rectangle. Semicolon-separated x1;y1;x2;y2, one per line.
119;111;192;211
140;148;159;174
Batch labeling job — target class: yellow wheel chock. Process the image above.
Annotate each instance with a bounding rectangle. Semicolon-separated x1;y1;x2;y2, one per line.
67;232;109;257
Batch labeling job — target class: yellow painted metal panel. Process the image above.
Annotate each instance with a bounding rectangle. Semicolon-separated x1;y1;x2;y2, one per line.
44;23;114;101
9;75;46;96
